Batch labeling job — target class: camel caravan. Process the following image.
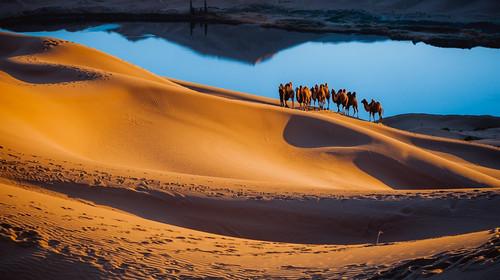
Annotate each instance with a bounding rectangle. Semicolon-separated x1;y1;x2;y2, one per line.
278;82;383;122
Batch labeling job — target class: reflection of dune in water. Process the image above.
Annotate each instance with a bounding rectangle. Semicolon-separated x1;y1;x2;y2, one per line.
1;21;387;64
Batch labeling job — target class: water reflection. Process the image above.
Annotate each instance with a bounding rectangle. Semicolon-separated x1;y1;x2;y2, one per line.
1;22;499;117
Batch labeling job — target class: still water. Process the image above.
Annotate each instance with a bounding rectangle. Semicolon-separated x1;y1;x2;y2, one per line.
3;22;500;117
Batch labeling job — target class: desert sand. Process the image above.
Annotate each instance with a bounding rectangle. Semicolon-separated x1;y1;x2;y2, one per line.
1;32;499;279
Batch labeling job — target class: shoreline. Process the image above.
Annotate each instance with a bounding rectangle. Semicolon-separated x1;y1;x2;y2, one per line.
1;11;499;49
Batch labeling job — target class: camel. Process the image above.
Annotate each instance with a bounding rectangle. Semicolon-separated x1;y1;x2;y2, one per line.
279;84;285;107
317;84;325;110
315;83;330;110
311;84;319;109
334;89;348;114
361;98;383;122
331;89;340;112
302;86;312;111
295;86;302;109
279;82;294;108
296;85;311;111
324;83;330;110
346;91;358;117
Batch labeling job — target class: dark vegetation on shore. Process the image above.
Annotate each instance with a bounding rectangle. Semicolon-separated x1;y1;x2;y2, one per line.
1;2;499;49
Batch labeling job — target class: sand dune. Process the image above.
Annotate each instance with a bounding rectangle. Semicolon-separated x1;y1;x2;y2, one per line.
383;113;500;147
1;32;499;278
1;32;499;190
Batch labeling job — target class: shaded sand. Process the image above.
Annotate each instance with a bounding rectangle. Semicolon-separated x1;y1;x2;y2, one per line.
1;182;499;279
1;32;500;278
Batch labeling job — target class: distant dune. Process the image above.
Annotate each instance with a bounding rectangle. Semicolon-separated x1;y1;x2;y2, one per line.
1;32;499;279
384;114;500;147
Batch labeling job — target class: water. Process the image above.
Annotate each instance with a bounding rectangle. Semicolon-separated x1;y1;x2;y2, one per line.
2;22;499;117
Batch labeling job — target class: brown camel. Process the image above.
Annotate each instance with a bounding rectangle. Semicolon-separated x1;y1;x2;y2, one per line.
336;89;348;114
317;84;326;110
311;84;319;109
349;91;359;117
346;91;358;117
302;86;312;111
296;86;312;111
279;82;295;108
361;98;383;122
324;83;330;110
331;88;340;112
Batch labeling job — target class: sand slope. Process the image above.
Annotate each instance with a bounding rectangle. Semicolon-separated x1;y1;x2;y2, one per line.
1;32;500;279
1;32;499;191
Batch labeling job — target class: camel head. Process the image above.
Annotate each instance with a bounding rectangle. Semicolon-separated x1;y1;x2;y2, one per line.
361;98;368;105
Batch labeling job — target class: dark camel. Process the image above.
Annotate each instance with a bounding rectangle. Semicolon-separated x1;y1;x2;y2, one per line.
279;82;295;108
346;91;358;117
333;89;348;113
361;98;383;122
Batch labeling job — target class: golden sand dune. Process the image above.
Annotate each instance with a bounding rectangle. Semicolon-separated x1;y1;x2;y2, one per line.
1;32;499;278
1;32;498;190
